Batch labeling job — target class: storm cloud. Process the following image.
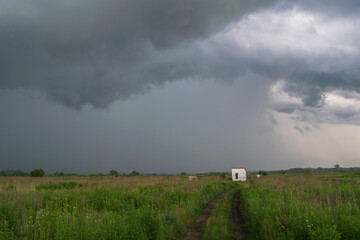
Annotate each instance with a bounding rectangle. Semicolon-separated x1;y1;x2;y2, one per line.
0;0;278;108
1;0;360;173
1;0;359;112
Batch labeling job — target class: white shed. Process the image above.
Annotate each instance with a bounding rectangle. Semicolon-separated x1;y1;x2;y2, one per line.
231;168;247;181
188;176;197;181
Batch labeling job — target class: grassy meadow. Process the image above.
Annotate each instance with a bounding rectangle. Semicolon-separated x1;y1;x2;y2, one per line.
2;173;360;240
0;175;236;240
240;174;360;240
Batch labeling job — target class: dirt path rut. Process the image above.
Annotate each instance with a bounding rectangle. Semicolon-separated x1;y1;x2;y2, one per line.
183;192;227;240
233;192;246;239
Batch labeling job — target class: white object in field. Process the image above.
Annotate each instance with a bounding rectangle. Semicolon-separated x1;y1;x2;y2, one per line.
256;174;261;178
188;176;197;181
231;168;247;181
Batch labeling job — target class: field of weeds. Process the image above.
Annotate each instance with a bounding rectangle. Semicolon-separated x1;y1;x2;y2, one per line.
240;174;360;240
0;175;236;240
3;173;360;240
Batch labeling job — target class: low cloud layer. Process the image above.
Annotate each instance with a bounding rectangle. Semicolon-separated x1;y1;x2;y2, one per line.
269;81;360;133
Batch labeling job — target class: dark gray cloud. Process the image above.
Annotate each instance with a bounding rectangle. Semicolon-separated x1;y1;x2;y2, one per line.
4;0;359;111
1;0;360;113
0;0;277;108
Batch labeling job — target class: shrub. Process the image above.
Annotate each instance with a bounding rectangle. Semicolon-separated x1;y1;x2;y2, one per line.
304;169;312;176
30;169;45;177
109;170;118;177
129;171;140;176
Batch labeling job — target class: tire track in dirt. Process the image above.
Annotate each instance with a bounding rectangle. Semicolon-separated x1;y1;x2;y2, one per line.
233;191;246;239
183;191;228;240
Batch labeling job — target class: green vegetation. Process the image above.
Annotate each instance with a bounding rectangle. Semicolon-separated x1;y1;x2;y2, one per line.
220;173;227;178
3;172;360;239
35;181;85;190
109;170;118;177
240;174;360;240
30;169;45;177
53;171;65;177
200;188;240;240
0;175;235;239
258;171;268;176
304;168;312;176
0;170;29;177
129;170;140;176
320;172;360;181
268;166;360;175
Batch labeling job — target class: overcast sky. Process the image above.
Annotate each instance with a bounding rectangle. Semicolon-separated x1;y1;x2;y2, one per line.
1;0;360;174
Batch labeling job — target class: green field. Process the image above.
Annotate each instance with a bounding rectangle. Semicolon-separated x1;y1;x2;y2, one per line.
1;173;360;239
0;176;236;240
240;174;360;240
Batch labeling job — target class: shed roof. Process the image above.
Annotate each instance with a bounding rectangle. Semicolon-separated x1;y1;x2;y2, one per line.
231;167;247;171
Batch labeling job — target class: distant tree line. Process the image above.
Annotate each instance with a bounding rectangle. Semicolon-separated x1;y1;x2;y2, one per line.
194;172;231;176
0;169;145;177
1;169;232;177
265;165;360;175
0;169;29;176
258;170;268;176
3;165;358;177
0;169;46;177
107;170;140;177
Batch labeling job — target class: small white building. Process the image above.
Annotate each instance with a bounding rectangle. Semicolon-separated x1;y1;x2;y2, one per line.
188;176;197;181
231;168;247;181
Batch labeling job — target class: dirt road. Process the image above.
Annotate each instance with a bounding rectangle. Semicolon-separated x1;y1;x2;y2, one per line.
233;192;245;239
183;192;227;240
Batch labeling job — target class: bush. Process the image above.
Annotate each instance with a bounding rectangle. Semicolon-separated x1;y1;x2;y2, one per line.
130;171;140;176
30;169;45;177
304;169;312;176
109;170;118;177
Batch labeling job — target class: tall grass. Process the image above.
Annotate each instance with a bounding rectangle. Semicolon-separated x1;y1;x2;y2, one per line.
240;175;360;240
0;176;236;239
